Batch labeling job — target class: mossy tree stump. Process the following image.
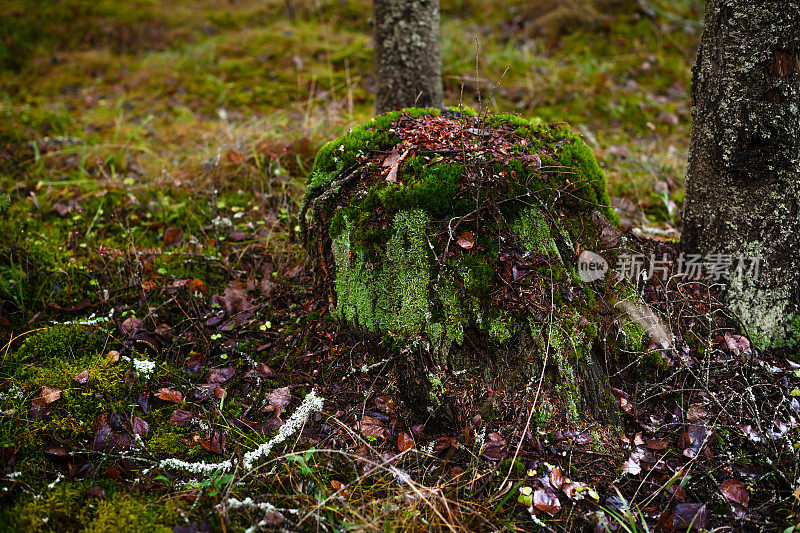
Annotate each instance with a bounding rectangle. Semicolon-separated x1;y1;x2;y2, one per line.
302;109;648;426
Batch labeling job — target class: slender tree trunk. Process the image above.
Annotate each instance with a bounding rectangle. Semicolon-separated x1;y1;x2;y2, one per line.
373;0;444;113
683;0;800;348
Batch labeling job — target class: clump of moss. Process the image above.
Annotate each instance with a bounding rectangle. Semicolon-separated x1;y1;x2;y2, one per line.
332;208;432;334
82;491;180;533
305;109;413;200
0;481;182;533
0;326;135;466
6;352;129;452
512;206;562;259
305;108;648;424
557;140;617;222
9;324;103;365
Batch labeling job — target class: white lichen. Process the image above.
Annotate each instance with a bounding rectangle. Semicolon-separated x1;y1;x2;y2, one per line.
133;359;156;379
154;390;324;474
242;390;324;469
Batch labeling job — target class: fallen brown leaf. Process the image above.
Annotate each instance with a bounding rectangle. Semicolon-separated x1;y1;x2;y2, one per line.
457;231;475;250
185;352;206;375
226;148;245;165
131;416;150;436
724;332;751;356
382;146;410;183
266;387;291;414
163;227;184;247
170;409;193;427
207;366;236;383
533;489;561;516
686;404;709;422
398;432;414;452
255;362;275;377
373;396;395;414
611;387;633;415
45;446;68;456
199;429;226;455
672;503;707;531
262;510;284;526
721;479;749;508
622;455;641;475
331;480;350;498
123;369;139;388
561;481;587;500
34;386;62;406
359;415;388;439
187;278;208;297
141;281;159;292
154;388;184;403
549;466;564;489
120;317;142;336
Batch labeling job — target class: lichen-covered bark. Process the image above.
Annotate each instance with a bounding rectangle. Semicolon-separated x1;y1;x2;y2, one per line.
683;0;800;348
373;0;444;113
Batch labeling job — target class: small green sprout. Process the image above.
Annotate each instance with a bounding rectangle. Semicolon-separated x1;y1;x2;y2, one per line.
518;486;533;507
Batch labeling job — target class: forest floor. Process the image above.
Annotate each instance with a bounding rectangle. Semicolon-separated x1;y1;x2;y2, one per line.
1;0;798;531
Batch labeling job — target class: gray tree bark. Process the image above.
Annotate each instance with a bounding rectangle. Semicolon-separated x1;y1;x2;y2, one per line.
373;0;444;113
682;0;800;348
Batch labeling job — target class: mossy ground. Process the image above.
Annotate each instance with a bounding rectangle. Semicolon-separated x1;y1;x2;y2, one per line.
1;0;798;531
0;480;181;533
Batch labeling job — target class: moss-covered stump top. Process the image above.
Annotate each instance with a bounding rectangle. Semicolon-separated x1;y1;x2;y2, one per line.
302;108;644;423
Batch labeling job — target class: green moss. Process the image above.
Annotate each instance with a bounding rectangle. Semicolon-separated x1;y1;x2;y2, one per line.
0;482;87;532
603;281;649;352
387;161;467;217
456;256;494;296
450;107;478;118
499;457;527;476
146;425;188;455
513;122;573;152
615;305;648;353
556;139;618;224
16;352;122;393
512;207;562;259
433;274;467;348
545;315;584;420
427;372;445;406
305;108;444;204
9;356;128;449
642;350;670;373
305;117;398;198
309;110;643;422
0;326;139;456
0;481;181;533
532;399;554;427
9;325;102;365
402;107;442;119
485;113;537;129
332;208;432;335
725;272;800;349
83;491;178;533
488;311;516;343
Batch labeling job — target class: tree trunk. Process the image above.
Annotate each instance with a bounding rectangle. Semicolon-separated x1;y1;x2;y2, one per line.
373;0;444;113
682;0;800;348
